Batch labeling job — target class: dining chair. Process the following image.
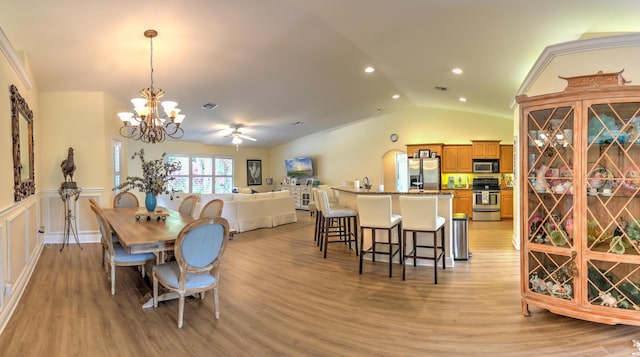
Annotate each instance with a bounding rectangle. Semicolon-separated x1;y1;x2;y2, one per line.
90;203;156;295
90;198;119;267
199;199;224;219
399;195;446;283
153;217;230;328
113;191;139;208
357;195;402;278
178;194;199;217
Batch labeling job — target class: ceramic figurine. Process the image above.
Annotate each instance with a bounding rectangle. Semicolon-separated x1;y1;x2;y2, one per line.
599;292;618;307
534;164;548;192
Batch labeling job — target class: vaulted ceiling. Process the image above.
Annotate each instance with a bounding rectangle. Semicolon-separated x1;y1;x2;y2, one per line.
2;1;640;147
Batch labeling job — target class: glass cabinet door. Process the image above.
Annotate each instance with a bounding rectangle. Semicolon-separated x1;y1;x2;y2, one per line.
584;100;640;310
523;104;576;301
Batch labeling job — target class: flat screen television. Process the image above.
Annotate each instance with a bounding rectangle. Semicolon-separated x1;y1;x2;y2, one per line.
285;157;313;176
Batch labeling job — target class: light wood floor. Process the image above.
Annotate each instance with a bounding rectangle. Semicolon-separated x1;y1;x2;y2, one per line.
1;212;640;356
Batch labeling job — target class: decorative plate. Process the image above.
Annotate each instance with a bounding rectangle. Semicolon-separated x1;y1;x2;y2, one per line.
588;166;612;190
529;215;543;236
621;165;640;196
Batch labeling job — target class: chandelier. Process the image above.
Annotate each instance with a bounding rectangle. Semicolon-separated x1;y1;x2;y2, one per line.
117;30;184;143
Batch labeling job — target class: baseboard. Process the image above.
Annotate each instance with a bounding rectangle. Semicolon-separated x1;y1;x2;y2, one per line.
0;239;44;334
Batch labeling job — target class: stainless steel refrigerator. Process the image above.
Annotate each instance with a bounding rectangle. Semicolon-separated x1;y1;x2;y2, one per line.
408;157;441;190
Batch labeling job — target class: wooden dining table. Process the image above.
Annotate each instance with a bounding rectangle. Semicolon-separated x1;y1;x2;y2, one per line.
101;206;194;255
101;206;194;308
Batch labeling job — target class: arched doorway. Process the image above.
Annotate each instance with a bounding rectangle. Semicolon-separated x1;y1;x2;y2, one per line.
382;149;407;192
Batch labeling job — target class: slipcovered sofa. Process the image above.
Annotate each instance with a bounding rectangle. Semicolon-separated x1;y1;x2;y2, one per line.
158;190;297;233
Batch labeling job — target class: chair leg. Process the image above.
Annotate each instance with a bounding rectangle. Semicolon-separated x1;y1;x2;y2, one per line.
442;226;446;270
413;232;418;267
141;264;146;278
371;229;376;262
153;273;159;308
434;241;438;284
359;227;364;274
402;230;407;281
323;218;330;258
213;285;220;320
353;216;359;257
178;294;185;328
388;228;393;278
111;262;116;295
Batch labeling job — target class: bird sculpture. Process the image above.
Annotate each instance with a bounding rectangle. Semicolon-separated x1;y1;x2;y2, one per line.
60;147;76;183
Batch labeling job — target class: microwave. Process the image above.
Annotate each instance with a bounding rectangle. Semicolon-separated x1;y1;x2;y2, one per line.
472;159;500;173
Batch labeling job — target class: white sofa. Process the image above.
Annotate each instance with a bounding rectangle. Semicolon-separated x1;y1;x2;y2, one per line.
158;190;297;233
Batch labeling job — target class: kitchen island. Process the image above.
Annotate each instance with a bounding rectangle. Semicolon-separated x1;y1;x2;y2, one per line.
331;187;455;268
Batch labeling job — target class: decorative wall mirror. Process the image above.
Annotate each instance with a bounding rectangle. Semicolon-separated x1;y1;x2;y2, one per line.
11;84;35;201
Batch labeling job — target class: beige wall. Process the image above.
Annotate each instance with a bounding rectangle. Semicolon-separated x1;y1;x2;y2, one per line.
269;107;514;189
0;52;38;210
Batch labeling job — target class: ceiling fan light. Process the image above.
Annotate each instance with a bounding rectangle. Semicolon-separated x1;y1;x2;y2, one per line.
231;136;242;145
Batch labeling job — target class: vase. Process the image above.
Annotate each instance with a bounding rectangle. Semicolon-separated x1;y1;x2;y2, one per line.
145;193;157;212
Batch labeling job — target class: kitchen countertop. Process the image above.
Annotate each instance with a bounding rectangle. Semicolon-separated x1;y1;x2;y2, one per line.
333;186;453;197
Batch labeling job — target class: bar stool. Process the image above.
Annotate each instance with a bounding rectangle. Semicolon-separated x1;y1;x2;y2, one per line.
356;195;402;278
317;190;359;258
399;195;446;283
311;189;323;245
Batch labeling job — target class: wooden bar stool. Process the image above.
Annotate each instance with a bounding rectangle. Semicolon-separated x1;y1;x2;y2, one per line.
317;190;359;258
356;195;402;278
399;195;446;283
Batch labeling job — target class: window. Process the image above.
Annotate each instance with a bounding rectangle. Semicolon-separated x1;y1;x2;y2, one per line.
166;154;233;194
112;139;123;189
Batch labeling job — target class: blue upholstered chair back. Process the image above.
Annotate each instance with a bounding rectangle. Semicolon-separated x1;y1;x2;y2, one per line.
175;217;229;273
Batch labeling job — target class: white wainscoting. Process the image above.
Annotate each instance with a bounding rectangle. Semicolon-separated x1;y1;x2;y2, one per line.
43;188;104;245
0;189;105;334
0;193;42;334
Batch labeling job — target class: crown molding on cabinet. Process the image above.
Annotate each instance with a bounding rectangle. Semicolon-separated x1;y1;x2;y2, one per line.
511;33;640;111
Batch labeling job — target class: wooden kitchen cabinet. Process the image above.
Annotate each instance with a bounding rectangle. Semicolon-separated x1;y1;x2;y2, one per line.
500;189;513;218
517;71;640;326
451;189;472;218
442;145;472;173
500;144;514;173
406;143;443;158
472;140;501;159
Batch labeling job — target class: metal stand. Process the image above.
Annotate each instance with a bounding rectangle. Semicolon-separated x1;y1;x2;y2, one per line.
59;185;82;251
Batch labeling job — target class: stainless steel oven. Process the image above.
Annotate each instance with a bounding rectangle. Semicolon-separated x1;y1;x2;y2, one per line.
472;177;501;221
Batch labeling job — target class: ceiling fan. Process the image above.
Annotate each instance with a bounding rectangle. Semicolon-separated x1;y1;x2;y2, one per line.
222;124;257;150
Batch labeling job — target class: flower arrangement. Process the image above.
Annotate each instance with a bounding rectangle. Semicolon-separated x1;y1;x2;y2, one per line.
113;149;182;196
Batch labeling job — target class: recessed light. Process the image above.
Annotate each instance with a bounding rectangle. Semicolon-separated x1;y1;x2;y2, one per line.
392;94;400;99
452;68;463;75
458;97;467;102
364;66;375;73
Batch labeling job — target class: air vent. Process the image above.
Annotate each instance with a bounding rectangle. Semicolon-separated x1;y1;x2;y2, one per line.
201;103;219;110
435;86;448;91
